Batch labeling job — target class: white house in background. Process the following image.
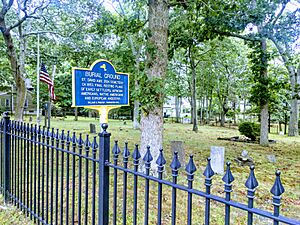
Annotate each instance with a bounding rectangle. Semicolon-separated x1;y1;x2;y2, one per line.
163;96;191;118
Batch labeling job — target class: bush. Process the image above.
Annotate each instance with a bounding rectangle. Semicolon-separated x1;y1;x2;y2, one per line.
238;122;260;141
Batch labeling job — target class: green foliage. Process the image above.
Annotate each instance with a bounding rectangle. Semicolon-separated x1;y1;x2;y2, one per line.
133;73;165;114
238;122;260;141
248;41;270;106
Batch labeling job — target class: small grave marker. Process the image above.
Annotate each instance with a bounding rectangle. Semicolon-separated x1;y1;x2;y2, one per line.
171;141;185;166
210;146;225;174
267;154;276;163
89;123;96;134
235;150;254;166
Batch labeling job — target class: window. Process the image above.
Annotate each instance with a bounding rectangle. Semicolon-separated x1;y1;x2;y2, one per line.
5;99;10;107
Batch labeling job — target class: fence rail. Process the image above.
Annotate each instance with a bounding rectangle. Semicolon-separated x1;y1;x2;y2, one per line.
0;113;299;225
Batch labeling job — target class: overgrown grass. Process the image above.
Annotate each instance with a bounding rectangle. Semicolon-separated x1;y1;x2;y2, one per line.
0;195;33;225
2;116;300;224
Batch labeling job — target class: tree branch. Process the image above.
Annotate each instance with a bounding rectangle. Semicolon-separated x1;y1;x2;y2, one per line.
213;29;258;42
269;36;289;65
1;0;13;17
271;2;287;26
6;0;48;32
23;30;64;37
195;48;214;67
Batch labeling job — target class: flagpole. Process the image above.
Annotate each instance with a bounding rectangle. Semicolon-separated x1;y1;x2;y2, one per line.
48;65;56;128
36;33;40;125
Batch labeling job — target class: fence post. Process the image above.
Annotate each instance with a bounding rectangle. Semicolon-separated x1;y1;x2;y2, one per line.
98;123;111;225
3;112;11;202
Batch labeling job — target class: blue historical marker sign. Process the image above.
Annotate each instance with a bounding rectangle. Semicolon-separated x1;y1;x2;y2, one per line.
72;60;129;107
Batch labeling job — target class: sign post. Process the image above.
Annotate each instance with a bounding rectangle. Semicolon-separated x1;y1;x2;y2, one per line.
72;59;129;127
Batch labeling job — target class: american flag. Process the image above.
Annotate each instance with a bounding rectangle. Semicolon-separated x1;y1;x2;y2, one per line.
40;63;56;100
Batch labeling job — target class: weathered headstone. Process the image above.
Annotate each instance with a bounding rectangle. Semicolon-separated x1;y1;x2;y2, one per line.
241;150;248;159
267;154;276;163
89;123;96;134
171;141;185;166
235;150;254;166
210;146;225;174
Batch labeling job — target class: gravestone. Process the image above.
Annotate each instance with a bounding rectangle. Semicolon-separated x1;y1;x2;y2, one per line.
171;141;185;166
210;146;225;174
29;116;33;122
241;150;248;159
267;154;276;163
89;123;96;134
235;150;254;166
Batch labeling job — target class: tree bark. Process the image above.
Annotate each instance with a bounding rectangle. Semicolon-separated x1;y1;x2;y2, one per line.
140;0;168;171
189;48;198;132
74;107;78;121
133;98;140;129
259;39;269;146
175;96;181;123
133;58;141;130
288;67;299;136
1;22;27;121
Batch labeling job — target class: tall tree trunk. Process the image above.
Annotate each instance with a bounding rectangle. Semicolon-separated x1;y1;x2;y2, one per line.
220;111;225;127
74;107;78;121
199;98;203;125
205;93;209;124
189;48;198;132
1;25;26;121
175;96;181;123
243;99;246;121
259;39;269;146
140;0;168;171
288;67;299;136
133;98;140;129
208;95;213;123
232;100;236;124
133;58;141;129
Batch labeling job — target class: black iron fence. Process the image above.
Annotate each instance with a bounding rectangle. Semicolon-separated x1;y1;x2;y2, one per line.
0;113;299;225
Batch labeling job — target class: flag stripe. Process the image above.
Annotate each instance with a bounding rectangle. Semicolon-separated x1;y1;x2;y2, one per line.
40;76;53;85
39;63;56;100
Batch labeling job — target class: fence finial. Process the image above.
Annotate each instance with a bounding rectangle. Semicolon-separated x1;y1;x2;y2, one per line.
123;142;130;158
85;134;90;148
71;132;77;144
91;136;98;151
203;157;214;178
222;162;234;184
245;165;258;189
77;133;84;146
271;170;285;196
156;149;166;167
170;151;181;171
61;130;66;141
132;144;141;160
66;130;70;143
51;127;55;138
55;128;59;139
186;155;197;175
101;123;108;133
143;145;153;163
112;140;121;155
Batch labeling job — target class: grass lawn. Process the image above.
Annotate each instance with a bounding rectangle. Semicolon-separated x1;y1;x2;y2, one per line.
2;116;300;224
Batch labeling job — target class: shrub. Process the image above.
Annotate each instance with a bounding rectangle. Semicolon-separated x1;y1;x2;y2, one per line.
238;122;260;141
